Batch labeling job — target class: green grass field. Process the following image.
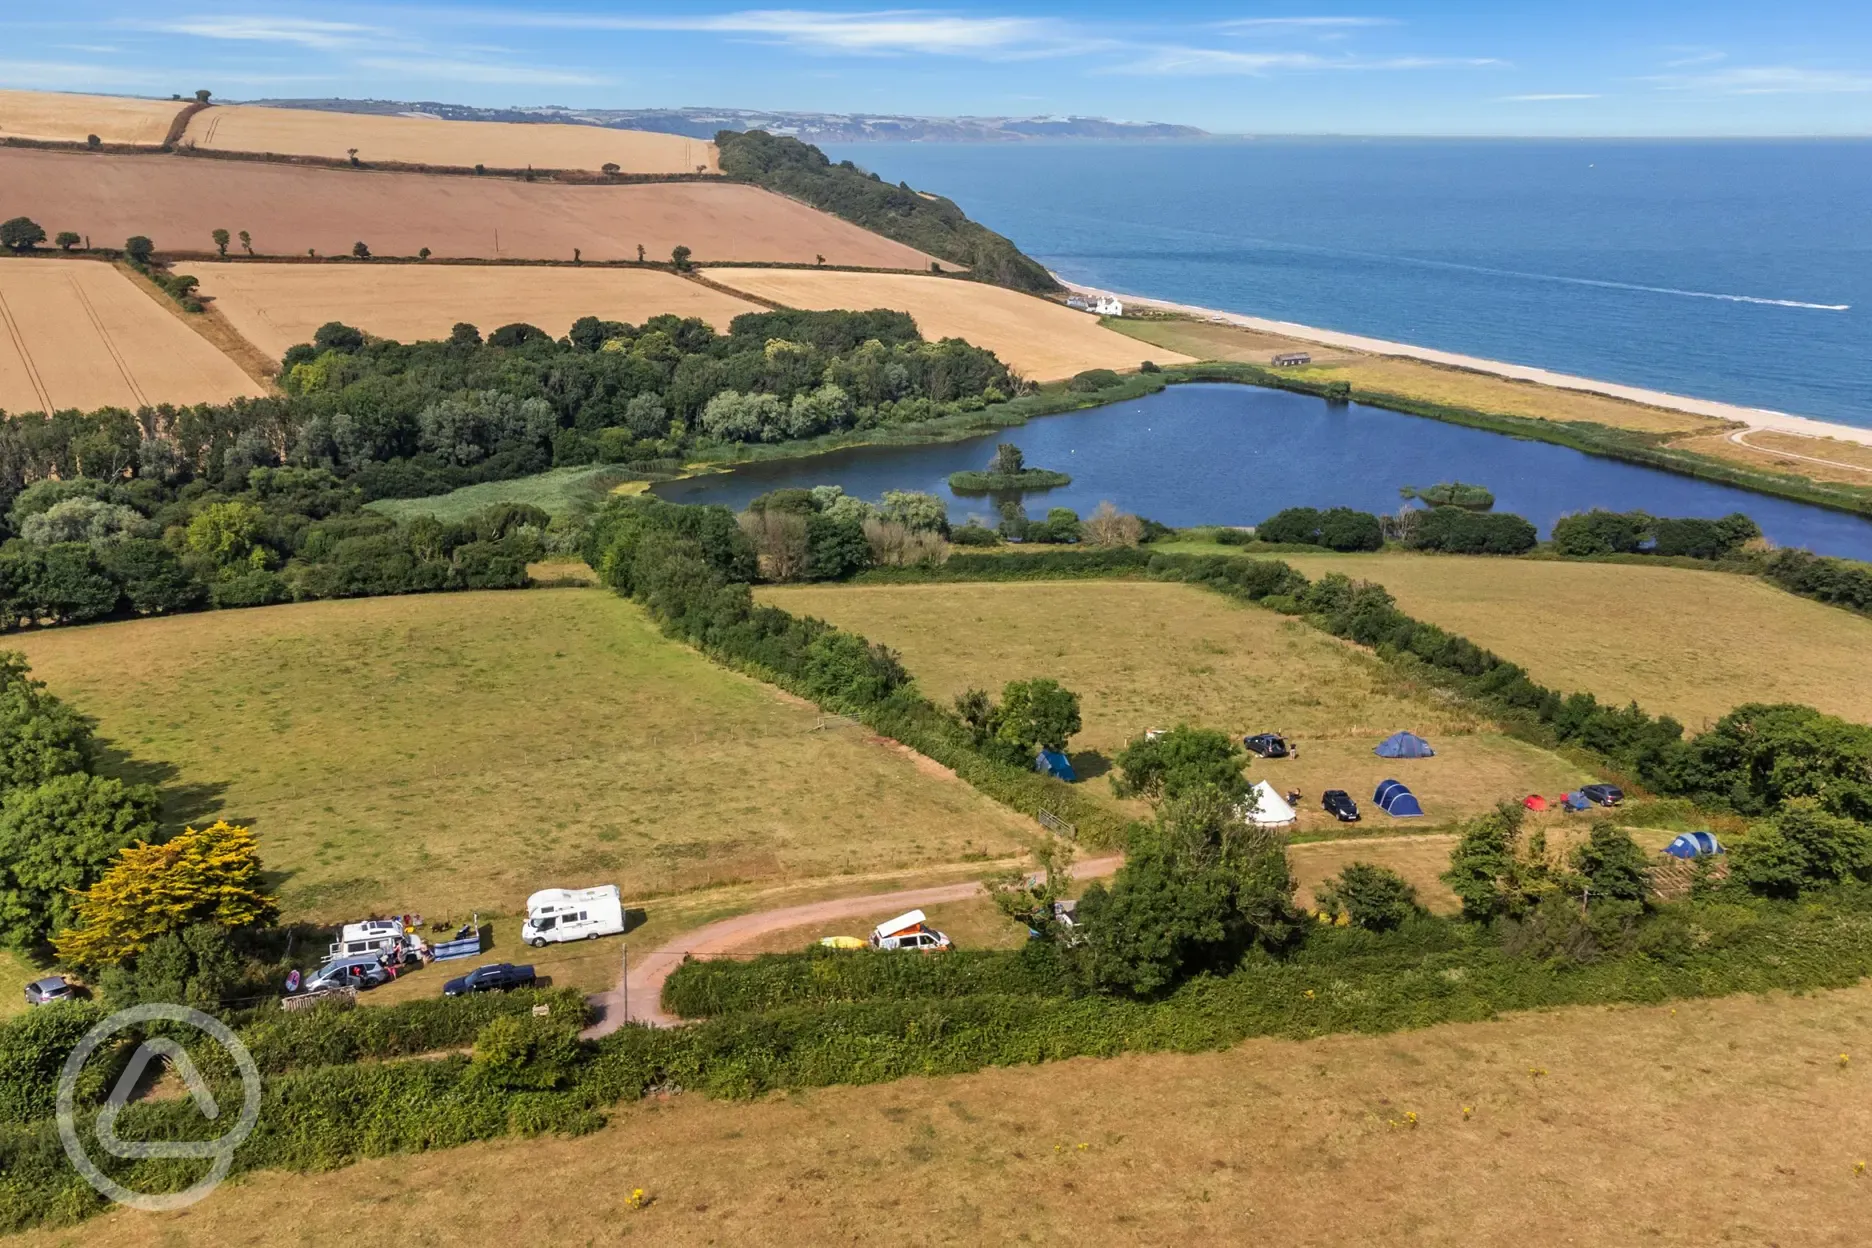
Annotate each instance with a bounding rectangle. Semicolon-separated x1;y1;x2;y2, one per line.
366;465;635;523
760;580;1595;829
1264;552;1872;730
9;589;1035;923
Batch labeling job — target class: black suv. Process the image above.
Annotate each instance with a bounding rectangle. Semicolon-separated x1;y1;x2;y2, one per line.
443;963;538;997
1243;733;1290;759
1321;790;1360;822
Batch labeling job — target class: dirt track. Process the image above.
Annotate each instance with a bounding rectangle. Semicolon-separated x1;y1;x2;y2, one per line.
0;148;941;268
184;104;716;175
588;855;1124;1032
196;263;763;358
0;258;263;413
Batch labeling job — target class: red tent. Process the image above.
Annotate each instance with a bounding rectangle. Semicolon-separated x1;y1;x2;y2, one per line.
1522;794;1549;812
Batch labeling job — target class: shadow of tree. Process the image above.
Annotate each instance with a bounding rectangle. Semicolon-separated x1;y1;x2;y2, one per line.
1069;750;1112;782
92;743;229;832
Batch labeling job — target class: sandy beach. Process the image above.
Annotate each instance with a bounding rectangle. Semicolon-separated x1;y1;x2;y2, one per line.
1063;279;1872;452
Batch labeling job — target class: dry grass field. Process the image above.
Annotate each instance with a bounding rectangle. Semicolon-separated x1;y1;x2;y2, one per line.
0;258;263;414
183;104;716;174
39;981;1872;1247
8;589;1033;922
705;270;1193;382
760;581;1594;826
0;88;183;145
1669;428;1872;487
194;263;763;359
0;149;939;268
1278;552;1872;729
1109;316;1727;437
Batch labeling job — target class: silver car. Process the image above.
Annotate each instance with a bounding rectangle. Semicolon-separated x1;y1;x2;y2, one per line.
24;976;77;1006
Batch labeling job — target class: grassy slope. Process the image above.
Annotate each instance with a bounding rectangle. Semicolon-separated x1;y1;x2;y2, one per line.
44;980;1872;1246
759;580;1595;828
364;465;635;522
9;589;1033;922
1271;551;1872;730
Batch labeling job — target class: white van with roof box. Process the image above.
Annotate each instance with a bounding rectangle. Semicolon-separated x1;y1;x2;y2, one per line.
521;885;625;947
869;909;951;952
327;918;407;961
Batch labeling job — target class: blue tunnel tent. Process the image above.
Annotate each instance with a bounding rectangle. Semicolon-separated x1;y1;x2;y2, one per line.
1665;831;1724;858
1035;749;1078;782
1374;731;1435;759
1373;779;1425;818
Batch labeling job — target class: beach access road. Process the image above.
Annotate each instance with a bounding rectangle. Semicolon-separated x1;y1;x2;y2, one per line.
1066;279;1872;451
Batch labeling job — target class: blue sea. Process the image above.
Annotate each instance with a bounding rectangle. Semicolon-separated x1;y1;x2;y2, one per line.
825;139;1872;429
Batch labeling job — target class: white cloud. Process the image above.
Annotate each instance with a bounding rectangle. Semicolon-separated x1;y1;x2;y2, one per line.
1114;46;1501;76
1500;93;1601;101
353;56;609;86
1662;48;1726;69
449;9;1097;59
144;17;388;51
1216;17;1396;32
1651;65;1872;94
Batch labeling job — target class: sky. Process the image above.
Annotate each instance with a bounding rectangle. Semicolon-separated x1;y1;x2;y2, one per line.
9;2;1872;136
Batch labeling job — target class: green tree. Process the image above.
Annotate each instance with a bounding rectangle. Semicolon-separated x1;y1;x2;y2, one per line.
990;442;1025;475
124;235;154;264
0;218;46;252
211;228;230;256
471;1014;582;1090
1111;725;1246;802
671;244;692;270
0;653;96;790
351;240;371;259
1571;822;1651;904
995;677;1081;756
988;841;1076;941
0;772;160;949
1732;802;1872;898
1442;800;1552;922
184;500;267;566
195;89;212;103
313;321;365;353
237;229;252;255
99;922;244;1012
54;231;81;252
101;539;206;615
32;543;121;623
1315;862;1424;931
877;490;949;535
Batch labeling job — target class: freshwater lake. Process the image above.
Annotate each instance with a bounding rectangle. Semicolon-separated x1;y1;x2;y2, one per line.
653;384;1872;561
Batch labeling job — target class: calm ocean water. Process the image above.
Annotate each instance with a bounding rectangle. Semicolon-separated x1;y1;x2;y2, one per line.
824;139;1872;428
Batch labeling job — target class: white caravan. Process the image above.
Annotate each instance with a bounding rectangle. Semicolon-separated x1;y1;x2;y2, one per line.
521;885;625;947
327;918;408;961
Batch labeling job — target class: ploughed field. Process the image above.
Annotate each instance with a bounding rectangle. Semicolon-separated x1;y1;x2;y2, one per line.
1277;552;1872;730
195;263;765;359
704;269;1189;383
0;258;263;414
182;103;718;174
43;980;1872;1246
758;580;1593;827
8;589;1032;921
0;148;941;267
0;88;184;145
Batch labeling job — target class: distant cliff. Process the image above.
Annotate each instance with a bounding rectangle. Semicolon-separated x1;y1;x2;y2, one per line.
243;99;1208;144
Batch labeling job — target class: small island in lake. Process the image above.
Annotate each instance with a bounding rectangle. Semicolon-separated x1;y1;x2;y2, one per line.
1400;481;1495;511
950;443;1072;493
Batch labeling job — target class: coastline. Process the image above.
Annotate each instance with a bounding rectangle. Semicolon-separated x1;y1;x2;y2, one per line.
1059;278;1872;451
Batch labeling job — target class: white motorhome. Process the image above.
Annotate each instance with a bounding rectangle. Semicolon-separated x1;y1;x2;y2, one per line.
327;918;408;961
869;909;951;952
521;885;625;947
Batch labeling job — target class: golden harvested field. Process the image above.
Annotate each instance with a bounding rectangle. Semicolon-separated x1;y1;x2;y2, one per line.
0;88;183;145
182;104;717;174
42;982;1872;1246
705;269;1192;382
0;148;939;267
193;263;763;359
9;590;1033;922
1279;552;1872;729
760;581;1594;826
1109;316;1727;437
0;258;263;414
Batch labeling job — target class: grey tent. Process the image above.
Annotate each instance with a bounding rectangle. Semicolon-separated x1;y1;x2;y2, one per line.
1374;731;1435;759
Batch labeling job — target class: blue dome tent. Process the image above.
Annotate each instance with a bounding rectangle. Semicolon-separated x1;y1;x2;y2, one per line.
1374;731;1435;759
1665;831;1724;858
1373;778;1424;818
1035;749;1078;782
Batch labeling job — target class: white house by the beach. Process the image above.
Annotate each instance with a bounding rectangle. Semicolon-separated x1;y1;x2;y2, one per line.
1093;295;1125;317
